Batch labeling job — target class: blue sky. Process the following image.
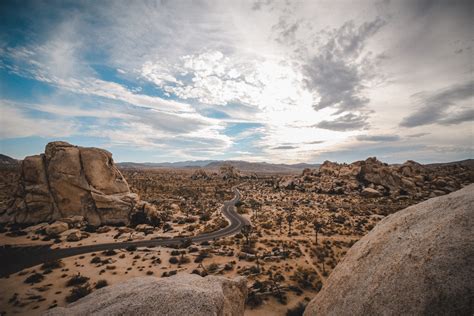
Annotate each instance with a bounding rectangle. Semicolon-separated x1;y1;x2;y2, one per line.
0;0;472;163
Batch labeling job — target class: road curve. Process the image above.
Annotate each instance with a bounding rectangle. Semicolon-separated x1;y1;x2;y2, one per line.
0;186;250;277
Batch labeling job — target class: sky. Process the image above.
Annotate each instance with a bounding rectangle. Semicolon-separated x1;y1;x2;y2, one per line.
0;0;472;164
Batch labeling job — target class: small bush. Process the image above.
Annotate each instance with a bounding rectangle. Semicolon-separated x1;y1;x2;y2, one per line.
102;250;117;256
169;256;179;264
95;279;108;289
246;291;263;308
90;256;102;264
66;284;91;303
40;260;63;271
286;302;307;316
66;274;90;287
24;273;44;284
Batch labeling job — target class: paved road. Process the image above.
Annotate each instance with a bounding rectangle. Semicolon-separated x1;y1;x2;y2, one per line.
0;186;249;277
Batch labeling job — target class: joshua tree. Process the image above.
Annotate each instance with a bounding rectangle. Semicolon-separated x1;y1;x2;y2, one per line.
276;214;284;234
313;219;324;245
286;212;294;236
241;224;252;245
249;199;262;220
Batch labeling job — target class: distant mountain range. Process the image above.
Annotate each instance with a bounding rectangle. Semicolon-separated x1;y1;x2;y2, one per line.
0;154;19;165
117;160;321;174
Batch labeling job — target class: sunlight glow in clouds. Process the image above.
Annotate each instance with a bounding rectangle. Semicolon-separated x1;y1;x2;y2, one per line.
0;0;472;163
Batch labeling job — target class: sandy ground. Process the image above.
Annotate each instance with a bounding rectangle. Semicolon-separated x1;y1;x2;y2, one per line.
0;235;324;316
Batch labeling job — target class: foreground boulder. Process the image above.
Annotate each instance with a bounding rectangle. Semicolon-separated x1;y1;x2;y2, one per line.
304;184;474;315
0;141;158;226
45;274;247;316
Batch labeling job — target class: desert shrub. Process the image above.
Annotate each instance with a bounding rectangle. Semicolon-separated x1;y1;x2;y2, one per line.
291;267;318;289
286;302;307;316
95;279;108;289
288;285;303;295
24;273;44;284
84;225;97;233
207;263;219;273
188;246;199;253
170;250;181;256
66;274;90;287
40;260;63;270
102;249;117;256
66;284;91;303
246;291;263;308
179;255;190;264
90;256;102;264
169;256;179;264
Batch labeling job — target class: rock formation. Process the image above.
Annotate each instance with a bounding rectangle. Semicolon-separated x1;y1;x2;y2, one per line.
304;184;474;315
281;157;473;197
0;141;157;226
45;274;247;316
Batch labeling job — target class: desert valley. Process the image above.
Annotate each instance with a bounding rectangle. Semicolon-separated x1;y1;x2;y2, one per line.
0;142;472;315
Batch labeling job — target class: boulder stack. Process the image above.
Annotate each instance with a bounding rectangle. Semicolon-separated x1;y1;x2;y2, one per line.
281;157;473;197
0;141;157;226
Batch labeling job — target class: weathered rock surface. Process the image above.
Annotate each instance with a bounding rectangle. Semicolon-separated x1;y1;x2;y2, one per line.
304;184;474;316
45;221;69;236
1;141;158;226
45;274;247;316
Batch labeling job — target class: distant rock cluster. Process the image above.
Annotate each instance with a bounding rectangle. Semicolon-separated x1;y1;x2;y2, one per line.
304;184;474;315
279;157;473;198
0;141;159;226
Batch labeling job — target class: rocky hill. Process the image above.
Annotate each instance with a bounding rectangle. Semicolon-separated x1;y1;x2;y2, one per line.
0;154;19;166
0;141;159;226
279;157;473;198
304;184;474;315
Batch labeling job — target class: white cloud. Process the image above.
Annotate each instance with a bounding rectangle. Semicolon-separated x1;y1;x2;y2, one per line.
0;101;77;138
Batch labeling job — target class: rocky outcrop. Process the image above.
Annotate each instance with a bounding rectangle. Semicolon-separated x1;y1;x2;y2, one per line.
0;141;158;226
45;274;247;316
304;184;474;316
220;164;241;180
191;168;210;180
283;157;473;198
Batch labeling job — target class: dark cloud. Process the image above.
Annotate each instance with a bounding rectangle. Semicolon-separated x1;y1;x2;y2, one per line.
356;135;400;142
439;108;474;125
272;145;297;150
314;113;368;131
251;0;274;11
400;81;474;127
407;132;430;138
303;18;386;115
305;140;324;144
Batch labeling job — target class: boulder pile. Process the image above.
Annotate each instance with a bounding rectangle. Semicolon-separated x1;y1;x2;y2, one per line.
0;141;158;226
280;157;473;198
304;184;474;315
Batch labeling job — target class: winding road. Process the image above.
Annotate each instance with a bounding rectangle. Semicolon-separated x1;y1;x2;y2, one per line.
0;186;250;277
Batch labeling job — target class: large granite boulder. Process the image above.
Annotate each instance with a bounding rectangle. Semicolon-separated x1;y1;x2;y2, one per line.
304;184;474;316
45;274;247;316
1;141;153;226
